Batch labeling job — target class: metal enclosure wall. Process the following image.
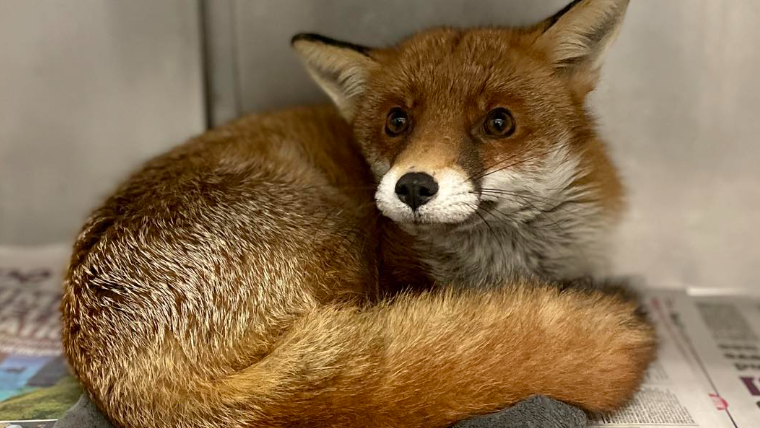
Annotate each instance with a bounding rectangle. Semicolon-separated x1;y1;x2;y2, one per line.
2;1;758;291
0;0;205;244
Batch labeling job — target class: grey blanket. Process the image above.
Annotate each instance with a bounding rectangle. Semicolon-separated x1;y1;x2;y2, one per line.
53;394;586;428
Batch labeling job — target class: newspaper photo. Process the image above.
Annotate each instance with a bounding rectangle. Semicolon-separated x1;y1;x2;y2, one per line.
0;246;80;428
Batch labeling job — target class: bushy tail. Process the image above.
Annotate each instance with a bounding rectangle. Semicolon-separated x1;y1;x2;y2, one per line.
80;283;655;428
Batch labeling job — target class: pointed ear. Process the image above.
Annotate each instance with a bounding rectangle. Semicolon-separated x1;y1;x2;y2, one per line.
291;33;377;121
535;0;630;89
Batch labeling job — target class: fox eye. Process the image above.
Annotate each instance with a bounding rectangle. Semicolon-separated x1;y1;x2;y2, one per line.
484;108;516;138
385;108;409;136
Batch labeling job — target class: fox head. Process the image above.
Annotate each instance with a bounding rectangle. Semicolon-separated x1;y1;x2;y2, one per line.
293;0;629;280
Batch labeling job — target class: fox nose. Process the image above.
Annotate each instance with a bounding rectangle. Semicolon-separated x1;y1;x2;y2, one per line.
394;172;439;211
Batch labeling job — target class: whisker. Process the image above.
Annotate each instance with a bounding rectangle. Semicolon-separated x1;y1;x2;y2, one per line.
469;149;556;184
476;205;537;246
478;189;565;206
300;183;378;192
498;200;564;235
477;188;600;208
470;204;512;257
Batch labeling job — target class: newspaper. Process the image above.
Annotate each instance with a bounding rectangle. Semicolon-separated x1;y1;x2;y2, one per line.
590;289;760;428
0;246;758;427
673;292;760;428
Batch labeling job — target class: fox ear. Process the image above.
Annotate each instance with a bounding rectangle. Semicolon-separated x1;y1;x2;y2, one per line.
292;33;377;121
535;0;630;89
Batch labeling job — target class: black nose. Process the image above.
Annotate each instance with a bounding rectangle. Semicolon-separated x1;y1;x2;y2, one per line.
394;172;439;211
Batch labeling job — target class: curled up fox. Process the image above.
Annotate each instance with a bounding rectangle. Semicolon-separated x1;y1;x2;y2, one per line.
61;0;656;427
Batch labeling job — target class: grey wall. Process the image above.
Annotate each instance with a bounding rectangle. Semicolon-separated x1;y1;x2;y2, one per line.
2;0;758;291
596;0;760;290
210;0;760;291
0;0;205;245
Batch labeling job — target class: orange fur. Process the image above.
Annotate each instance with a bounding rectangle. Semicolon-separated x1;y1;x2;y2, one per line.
62;1;654;427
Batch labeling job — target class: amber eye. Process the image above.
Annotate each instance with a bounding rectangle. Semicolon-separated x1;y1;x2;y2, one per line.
385;108;410;136
483;108;516;138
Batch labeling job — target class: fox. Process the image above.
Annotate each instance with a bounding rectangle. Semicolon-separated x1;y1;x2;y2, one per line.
61;0;655;427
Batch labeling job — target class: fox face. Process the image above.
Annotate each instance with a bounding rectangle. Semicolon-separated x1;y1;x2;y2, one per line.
294;0;629;283
355;27;595;228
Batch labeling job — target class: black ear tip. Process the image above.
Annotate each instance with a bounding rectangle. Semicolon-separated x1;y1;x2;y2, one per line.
544;0;585;30
290;33;372;56
291;33;322;46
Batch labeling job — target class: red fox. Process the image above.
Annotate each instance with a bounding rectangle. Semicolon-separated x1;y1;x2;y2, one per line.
62;0;654;427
